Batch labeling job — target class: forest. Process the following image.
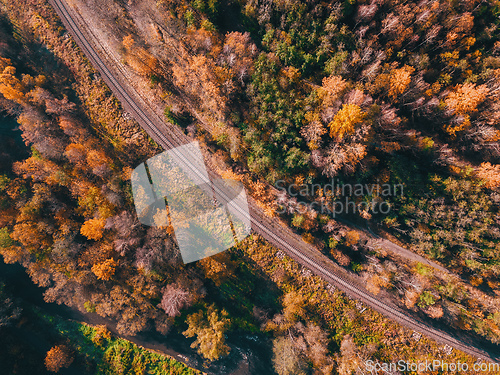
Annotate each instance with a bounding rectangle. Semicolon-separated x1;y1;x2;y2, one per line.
0;0;500;374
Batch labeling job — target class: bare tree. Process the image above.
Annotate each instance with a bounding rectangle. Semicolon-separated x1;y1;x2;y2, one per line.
159;283;193;317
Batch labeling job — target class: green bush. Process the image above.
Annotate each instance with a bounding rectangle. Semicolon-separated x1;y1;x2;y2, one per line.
0;228;13;248
418;291;436;309
84;301;96;313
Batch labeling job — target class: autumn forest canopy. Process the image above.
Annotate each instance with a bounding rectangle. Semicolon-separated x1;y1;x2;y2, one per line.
1;0;500;374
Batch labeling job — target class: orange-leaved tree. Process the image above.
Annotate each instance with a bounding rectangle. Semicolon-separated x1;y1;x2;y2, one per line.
445;83;488;115
477;162;500;189
0;57;25;104
388;65;414;99
122;35;159;77
321;75;348;107
91;258;117;281
80;218;106;241
45;345;73;372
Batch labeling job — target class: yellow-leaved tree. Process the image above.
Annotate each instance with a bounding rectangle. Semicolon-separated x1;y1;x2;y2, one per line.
183;304;231;361
328;104;365;139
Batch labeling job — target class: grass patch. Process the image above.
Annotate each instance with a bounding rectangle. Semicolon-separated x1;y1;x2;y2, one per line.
36;310;200;375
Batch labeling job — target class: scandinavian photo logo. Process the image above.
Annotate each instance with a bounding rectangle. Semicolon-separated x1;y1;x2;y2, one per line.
275;179;403;218
131;142;251;264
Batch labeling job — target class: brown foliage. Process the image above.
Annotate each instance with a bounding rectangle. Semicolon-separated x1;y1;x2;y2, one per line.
58;116;87;140
86;149;112;169
344;230;360;246
321;75;348;107
331;249;351;267
122;35;160;77
12;221;52;253
221;31;256;84
64;143;87;165
322;143;367;177
160;283;193;317
301;323;332;372
301;112;326;150
13;156;58;183
172;51;228;121
78;243;114;267
0;245;26;265
45;345;73;372
366;275;386;295
337;335;367;375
